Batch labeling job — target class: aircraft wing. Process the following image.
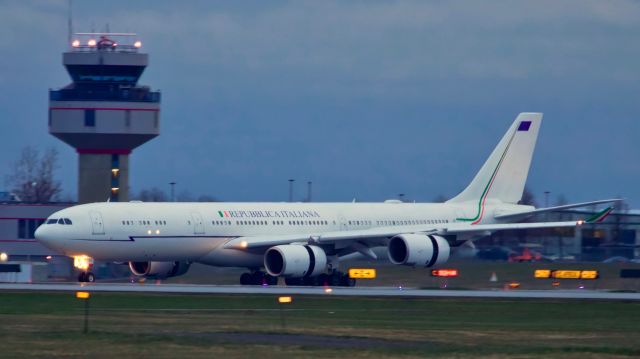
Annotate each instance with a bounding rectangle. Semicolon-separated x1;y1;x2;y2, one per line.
224;220;583;250
493;198;622;221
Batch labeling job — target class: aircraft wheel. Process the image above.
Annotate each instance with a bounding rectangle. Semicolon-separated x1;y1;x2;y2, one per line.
264;274;278;286
341;274;356;287
240;272;252;285
251;271;266;285
316;274;329;287
327;273;341;286
86;272;96;283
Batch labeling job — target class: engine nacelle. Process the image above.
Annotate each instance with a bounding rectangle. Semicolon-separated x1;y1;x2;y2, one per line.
264;245;327;278
128;261;191;279
388;234;450;267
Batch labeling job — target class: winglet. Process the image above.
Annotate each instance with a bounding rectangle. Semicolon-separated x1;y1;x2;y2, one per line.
585;206;614;223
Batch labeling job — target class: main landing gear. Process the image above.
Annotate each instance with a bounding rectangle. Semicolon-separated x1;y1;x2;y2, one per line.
284;272;356;287
239;270;278;285
239;270;356;287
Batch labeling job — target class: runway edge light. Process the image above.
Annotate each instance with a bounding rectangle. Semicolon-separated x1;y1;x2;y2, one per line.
76;291;90;299
431;269;459;277
278;296;293;304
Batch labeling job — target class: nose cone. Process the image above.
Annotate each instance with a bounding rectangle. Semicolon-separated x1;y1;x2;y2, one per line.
35;224;54;248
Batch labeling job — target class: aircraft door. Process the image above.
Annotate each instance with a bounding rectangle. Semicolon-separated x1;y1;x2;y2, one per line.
191;212;205;235
338;214;348;231
89;211;105;235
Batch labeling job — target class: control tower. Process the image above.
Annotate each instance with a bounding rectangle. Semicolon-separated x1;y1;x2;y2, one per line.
49;33;160;203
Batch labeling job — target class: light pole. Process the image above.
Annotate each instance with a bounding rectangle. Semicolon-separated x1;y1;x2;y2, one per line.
288;179;295;202
544;191;550;254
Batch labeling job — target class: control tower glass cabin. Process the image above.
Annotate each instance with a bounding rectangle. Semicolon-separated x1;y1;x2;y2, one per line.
49;33;161;203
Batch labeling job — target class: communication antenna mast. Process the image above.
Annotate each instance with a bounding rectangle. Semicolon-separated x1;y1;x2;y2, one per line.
67;0;73;47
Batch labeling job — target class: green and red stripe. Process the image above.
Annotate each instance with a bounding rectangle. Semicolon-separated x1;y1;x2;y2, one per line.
456;130;518;225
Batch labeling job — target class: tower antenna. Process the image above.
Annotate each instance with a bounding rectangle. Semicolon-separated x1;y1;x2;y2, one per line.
67;0;73;47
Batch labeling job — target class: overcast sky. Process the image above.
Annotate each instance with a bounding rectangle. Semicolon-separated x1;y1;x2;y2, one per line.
1;1;639;207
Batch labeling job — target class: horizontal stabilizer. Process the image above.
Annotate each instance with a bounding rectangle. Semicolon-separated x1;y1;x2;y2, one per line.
585;206;614;223
494;199;623;221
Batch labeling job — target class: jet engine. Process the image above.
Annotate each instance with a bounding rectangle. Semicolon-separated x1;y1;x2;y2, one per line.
128;261;191;279
387;234;450;267
264;244;327;278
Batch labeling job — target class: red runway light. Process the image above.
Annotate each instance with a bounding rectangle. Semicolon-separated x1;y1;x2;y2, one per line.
431;269;459;277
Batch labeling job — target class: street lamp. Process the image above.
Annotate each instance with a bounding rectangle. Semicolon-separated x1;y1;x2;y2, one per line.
288;179;295;202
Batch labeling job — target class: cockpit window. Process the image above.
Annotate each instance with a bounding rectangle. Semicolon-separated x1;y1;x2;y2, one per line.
47;219;58;224
63;218;72;225
57;218;65;225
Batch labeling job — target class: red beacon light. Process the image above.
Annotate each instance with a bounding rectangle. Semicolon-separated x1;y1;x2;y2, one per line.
431;269;459;277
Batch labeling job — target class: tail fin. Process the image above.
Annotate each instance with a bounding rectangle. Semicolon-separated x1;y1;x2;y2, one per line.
447;113;542;205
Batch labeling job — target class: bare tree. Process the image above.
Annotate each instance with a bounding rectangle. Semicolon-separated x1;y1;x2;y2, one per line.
5;146;62;202
137;187;167;202
197;194;218;202
432;194;448;203
518;186;537;207
176;190;194;202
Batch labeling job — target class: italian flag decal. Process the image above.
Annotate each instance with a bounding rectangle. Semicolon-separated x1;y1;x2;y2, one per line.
218;211;230;218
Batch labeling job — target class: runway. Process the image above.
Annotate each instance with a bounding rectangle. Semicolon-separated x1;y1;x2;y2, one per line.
1;282;640;300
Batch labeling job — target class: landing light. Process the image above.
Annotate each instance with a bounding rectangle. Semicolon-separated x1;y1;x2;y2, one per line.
147;230;152;235
240;240;248;249
155;229;160;234
134;40;142;48
71;39;80;47
577;220;585;225
73;255;93;270
87;39;97;47
0;252;7;262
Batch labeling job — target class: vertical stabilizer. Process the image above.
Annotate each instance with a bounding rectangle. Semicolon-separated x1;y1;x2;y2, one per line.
447;113;542;210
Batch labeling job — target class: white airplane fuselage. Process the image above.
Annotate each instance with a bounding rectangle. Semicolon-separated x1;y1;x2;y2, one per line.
37;200;525;267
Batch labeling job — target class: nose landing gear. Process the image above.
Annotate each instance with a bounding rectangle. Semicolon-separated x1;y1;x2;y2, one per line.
78;271;96;283
73;255;96;283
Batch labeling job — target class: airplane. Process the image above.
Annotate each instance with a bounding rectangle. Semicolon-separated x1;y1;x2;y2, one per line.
35;113;619;285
